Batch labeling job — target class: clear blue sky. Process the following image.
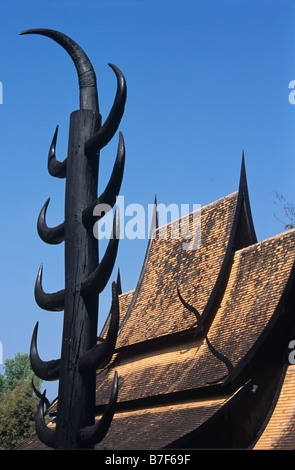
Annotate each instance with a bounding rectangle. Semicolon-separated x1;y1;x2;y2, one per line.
0;0;295;399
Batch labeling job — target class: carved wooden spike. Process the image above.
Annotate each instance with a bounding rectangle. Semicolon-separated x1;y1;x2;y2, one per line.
82;132;125;228
35;390;56;448
34;264;65;311
47;126;67;178
19;28;99;112
37;198;65;244
79;281;119;372
84;64;126;155
80;206;120;297
30;322;60;381
32;379;51;410
79;371;118;447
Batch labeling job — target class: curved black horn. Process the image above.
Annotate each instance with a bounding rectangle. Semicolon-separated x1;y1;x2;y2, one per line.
82;132;125;229
32;379;51;410
85;64;126;155
80;206;120;297
35;264;65;311
79;371;118;447
37;198;65;245
35;390;56;448
79;281;119;373
19;28;98;112
30;322;60;381
48;126;67;178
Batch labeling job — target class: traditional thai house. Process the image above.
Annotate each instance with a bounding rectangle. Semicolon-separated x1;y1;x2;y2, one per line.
19;156;295;450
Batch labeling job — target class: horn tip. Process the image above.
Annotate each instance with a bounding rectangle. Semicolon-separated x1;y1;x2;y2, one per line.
19;29;41;36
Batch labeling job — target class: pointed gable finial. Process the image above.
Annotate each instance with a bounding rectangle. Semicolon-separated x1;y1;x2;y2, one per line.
237;149;257;244
239;149;247;195
154;194;158;230
116;268;122;296
148;194;158;240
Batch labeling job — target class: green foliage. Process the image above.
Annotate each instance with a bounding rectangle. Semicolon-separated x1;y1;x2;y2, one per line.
0;375;5;400
1;353;33;394
0;353;42;450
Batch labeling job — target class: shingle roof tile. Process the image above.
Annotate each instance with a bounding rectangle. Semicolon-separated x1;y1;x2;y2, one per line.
117;192;239;347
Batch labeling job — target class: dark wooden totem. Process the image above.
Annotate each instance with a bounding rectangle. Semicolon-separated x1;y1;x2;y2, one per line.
20;28;126;449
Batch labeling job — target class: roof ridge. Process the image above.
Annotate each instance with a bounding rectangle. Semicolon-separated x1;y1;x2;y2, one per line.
117;189;241;347
234;228;295;256
119;288;135;297
155;191;239;233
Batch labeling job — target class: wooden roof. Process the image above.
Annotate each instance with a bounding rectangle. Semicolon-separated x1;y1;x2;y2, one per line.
207;229;295;383
91;160;295;449
254;365;295;449
94;395;231;450
92;227;295;417
117;191;240;347
19;160;295;450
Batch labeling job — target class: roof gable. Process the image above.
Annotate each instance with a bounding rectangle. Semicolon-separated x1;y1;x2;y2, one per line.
115;157;256;347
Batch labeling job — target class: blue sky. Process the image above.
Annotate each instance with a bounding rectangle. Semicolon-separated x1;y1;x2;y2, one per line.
0;0;295;399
